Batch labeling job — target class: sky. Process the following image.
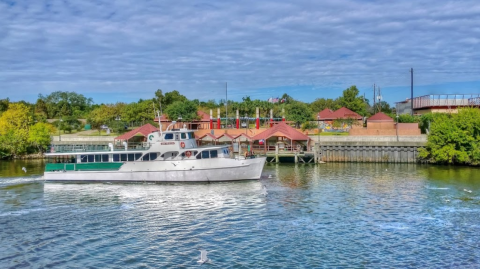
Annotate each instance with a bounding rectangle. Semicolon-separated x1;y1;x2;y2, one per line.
1;0;479;106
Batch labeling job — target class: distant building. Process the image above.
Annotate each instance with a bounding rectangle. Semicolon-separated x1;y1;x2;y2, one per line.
316;107;363;132
396;94;480;115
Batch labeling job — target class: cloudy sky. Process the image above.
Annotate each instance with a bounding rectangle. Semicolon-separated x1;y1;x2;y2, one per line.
1;0;479;105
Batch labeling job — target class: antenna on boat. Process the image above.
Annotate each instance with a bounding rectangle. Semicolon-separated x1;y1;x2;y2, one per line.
153;102;163;137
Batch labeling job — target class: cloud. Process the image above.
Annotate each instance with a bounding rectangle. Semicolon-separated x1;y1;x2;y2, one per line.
0;0;479;104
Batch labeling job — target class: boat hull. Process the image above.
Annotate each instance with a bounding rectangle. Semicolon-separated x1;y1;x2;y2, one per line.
44;157;266;183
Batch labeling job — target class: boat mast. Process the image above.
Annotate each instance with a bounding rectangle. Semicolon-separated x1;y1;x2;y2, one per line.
225;82;228;128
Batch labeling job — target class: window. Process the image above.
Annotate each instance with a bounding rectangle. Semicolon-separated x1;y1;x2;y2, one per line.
210;150;218;158
120;154;127;162
201;151;210;159
102;154;109;162
142;153;150;161
87;155;94;163
113;154;120;162
165;133;173;140
181;133;187;139
80;155;88;163
128;154;135;161
189;132;194;139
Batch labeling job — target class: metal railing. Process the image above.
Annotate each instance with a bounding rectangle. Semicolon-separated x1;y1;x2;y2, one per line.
48;142;152;153
412;94;480;109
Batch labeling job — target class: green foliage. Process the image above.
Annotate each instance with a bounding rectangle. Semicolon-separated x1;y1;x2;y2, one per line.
419;108;480;165
0;103;31;157
0;98;10;114
310;98;341;113
301;121;318;131
37;91;93;118
398;114;419;123
28;122;55;153
338;85;367;116
165;100;199;122
285;102;312;128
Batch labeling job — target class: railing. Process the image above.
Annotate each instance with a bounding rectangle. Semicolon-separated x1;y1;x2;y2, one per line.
468;97;480;106
48;142;152;153
412;94;480;109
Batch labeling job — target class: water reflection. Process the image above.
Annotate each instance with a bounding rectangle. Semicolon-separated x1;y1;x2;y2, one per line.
1;162;479;268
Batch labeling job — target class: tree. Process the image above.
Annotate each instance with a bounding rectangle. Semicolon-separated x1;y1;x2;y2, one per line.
0;103;31;157
338;86;367;116
87;104;118;133
0;98;10;114
165;100;199;122
285;102;312;128
310;98;340;113
419;108;480;165
28;122;55;153
164;90;187;106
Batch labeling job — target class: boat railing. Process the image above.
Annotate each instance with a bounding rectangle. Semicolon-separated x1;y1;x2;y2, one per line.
48;142;152;153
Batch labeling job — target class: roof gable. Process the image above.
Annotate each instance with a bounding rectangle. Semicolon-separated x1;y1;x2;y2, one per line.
368;112;393;121
115;123;158;140
318;108;334;119
252;122;310;141
331;107;362;120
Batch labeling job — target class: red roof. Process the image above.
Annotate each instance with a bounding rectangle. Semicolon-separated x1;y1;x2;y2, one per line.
252;122;310;141
330;107;362;120
196;111;211;122
368;112;393;122
115;123;158;141
317;108;334;120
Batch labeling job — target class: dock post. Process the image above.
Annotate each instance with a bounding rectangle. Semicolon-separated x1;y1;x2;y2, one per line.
294;152;298;163
314;143;318;164
275;144;279;163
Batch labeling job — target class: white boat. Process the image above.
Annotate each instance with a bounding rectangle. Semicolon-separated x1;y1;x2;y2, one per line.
44;124;266;183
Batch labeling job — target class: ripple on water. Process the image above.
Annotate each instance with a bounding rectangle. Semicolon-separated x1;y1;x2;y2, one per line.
1;164;480;267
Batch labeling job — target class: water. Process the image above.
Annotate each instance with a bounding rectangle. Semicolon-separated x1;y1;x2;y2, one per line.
1;162;480;268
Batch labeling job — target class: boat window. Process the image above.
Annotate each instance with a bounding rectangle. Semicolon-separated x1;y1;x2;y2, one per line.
175;134;179;140
143;152;159;161
87;155;94;162
165;133;174;140
210;150;218;158
189;132;195;139
80;155;87;163
128;154;135;161
113;154;119;162
136;153;142;160
201;151;210;159
181;133;187;139
120;154;127;162
103;154;109;162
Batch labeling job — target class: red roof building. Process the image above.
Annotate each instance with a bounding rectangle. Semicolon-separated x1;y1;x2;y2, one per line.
317;108;334;120
252;122;310;152
367;112;393;122
115;123;159;142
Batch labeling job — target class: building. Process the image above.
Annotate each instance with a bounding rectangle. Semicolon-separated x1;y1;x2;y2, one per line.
316;107;363;132
396;94;480;115
349;112;421;136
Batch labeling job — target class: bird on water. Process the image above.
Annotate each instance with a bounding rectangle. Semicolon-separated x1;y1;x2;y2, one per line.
197;249;210;264
22;167;27;173
261;185;268;196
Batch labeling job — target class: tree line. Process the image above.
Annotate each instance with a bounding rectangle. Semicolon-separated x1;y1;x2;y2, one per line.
1;85;388;158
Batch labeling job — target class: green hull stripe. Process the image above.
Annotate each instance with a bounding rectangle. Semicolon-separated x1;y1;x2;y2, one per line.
45;162;123;172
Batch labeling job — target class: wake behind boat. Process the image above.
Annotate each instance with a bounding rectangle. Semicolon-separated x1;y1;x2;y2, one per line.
44;123;266;183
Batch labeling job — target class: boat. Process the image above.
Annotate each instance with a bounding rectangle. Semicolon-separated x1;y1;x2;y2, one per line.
44;123;266;183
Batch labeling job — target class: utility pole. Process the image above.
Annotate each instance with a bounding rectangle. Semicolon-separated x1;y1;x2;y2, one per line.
410;68;414;116
373;84;376;114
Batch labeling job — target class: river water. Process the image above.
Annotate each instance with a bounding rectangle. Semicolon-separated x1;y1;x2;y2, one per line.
1;161;479;268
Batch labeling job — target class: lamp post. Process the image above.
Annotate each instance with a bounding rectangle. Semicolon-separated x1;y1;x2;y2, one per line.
396;115;399;141
58;118;63;142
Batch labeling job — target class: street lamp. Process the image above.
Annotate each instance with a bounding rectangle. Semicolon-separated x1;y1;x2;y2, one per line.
58;118;63;142
396;114;399;141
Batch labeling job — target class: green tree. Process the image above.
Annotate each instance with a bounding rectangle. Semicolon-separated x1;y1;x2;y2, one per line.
338;85;367;116
0;103;31;157
28;122;55;153
164;90;187;106
165;100;199;122
0;98;10;115
285;102;312;128
419;108;480;165
310;98;340;113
